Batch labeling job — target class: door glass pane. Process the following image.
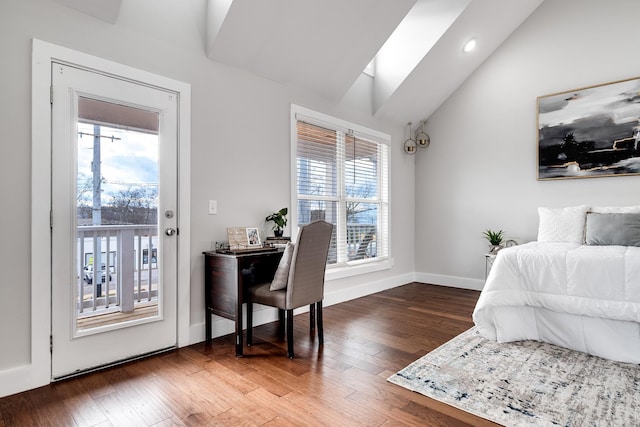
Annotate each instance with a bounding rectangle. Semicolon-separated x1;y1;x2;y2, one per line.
76;98;160;332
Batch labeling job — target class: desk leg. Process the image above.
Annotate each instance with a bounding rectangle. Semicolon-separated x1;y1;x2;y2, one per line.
205;311;211;342
247;301;253;346
235;300;244;357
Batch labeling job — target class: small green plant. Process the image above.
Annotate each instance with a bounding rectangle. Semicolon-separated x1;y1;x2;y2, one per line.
265;208;288;234
482;229;504;245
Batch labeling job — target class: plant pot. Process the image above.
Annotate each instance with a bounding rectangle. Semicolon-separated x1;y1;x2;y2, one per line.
274;229;283;238
488;244;503;254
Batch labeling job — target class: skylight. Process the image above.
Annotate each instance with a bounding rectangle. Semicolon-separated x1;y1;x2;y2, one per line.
371;0;472;113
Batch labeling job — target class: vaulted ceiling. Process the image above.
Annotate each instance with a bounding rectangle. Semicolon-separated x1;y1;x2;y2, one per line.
52;0;544;126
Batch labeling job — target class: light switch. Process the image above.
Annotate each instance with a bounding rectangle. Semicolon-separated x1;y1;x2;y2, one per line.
208;200;217;215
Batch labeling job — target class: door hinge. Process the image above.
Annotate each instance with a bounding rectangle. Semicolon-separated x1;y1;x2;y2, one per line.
50;335;53;353
50;210;53;229
50;85;53;105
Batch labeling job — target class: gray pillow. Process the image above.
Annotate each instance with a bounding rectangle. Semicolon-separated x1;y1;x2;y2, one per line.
585;212;640;246
270;242;294;291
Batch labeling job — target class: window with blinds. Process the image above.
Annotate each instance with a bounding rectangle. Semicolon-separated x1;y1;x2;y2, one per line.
293;106;389;268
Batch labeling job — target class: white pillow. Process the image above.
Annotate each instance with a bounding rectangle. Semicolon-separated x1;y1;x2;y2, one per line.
589;206;640;214
537;205;588;243
270;242;294;291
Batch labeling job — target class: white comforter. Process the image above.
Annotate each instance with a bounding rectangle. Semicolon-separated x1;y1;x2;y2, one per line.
473;241;640;363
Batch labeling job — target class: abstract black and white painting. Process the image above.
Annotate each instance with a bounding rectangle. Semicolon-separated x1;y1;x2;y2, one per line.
538;77;640;180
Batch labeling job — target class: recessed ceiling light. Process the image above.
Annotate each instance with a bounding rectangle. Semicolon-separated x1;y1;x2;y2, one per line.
463;38;476;53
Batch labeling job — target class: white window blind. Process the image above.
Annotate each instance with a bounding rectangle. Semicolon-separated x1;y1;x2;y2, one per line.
294;108;389;268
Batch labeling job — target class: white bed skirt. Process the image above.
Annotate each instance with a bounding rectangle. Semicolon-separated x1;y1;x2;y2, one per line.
484;305;640;364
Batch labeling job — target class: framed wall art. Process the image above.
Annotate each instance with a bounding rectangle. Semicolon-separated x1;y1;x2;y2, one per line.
537;77;640;180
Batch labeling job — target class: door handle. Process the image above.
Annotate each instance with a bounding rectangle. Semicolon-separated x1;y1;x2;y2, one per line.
165;227;178;236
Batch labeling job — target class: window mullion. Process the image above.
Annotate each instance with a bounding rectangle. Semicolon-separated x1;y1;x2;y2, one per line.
336;131;347;263
379;144;389;258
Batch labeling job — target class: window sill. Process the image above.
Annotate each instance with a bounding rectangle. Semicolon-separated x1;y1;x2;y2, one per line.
325;258;393;281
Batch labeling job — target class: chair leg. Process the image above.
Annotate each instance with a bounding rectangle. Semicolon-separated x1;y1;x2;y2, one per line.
286;309;294;359
309;303;315;333
316;301;323;345
246;301;253;346
278;309;285;338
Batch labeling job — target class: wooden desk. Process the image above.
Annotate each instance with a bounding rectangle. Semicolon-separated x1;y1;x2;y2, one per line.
203;249;283;356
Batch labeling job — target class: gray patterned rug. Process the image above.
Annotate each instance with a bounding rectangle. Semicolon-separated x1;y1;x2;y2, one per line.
388;328;640;426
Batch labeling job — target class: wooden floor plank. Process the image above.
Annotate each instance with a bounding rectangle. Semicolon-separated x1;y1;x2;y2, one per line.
95;391;149;427
0;393;41;427
53;379;110;427
0;282;497;426
27;385;78;427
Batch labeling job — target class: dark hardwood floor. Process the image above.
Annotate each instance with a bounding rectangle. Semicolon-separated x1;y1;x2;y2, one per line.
0;283;498;426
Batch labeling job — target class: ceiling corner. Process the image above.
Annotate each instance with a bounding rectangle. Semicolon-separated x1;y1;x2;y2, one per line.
205;0;234;60
51;0;122;24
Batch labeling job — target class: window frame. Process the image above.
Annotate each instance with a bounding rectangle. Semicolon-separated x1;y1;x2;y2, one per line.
290;104;391;280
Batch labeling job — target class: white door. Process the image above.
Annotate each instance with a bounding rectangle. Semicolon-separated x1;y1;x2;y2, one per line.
51;63;179;379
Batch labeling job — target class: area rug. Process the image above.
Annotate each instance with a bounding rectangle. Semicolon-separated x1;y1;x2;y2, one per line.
388;328;640;426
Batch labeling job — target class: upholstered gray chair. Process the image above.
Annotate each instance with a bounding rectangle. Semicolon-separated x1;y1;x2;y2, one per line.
246;220;333;358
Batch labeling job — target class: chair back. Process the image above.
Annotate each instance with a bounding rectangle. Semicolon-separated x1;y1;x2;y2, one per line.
285;221;333;309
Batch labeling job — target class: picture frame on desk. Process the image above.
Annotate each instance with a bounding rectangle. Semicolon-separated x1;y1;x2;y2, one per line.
226;226;262;249
227;227;246;250
227;226;261;249
246;227;261;246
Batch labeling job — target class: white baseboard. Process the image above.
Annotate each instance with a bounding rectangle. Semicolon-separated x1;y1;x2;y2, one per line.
414;272;485;291
188;272;415;345
0;364;48;398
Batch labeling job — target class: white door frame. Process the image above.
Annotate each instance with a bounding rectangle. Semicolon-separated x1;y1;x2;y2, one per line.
24;39;191;393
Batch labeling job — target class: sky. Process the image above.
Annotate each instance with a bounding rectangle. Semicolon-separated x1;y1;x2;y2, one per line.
77;122;158;204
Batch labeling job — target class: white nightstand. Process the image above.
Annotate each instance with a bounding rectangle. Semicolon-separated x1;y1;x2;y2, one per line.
485;253;497;280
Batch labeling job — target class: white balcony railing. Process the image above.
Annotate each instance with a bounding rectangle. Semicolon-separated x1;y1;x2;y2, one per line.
76;225;158;317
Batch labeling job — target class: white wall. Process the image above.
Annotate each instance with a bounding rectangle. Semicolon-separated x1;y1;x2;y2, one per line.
0;0;416;395
415;0;640;287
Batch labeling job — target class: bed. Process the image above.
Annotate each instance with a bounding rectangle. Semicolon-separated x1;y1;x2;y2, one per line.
473;205;640;364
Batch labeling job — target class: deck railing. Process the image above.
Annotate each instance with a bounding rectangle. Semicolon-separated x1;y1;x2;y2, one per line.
76;225;158;317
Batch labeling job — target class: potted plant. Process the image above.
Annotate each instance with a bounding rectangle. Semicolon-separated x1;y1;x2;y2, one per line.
482;229;504;254
265;208;288;237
